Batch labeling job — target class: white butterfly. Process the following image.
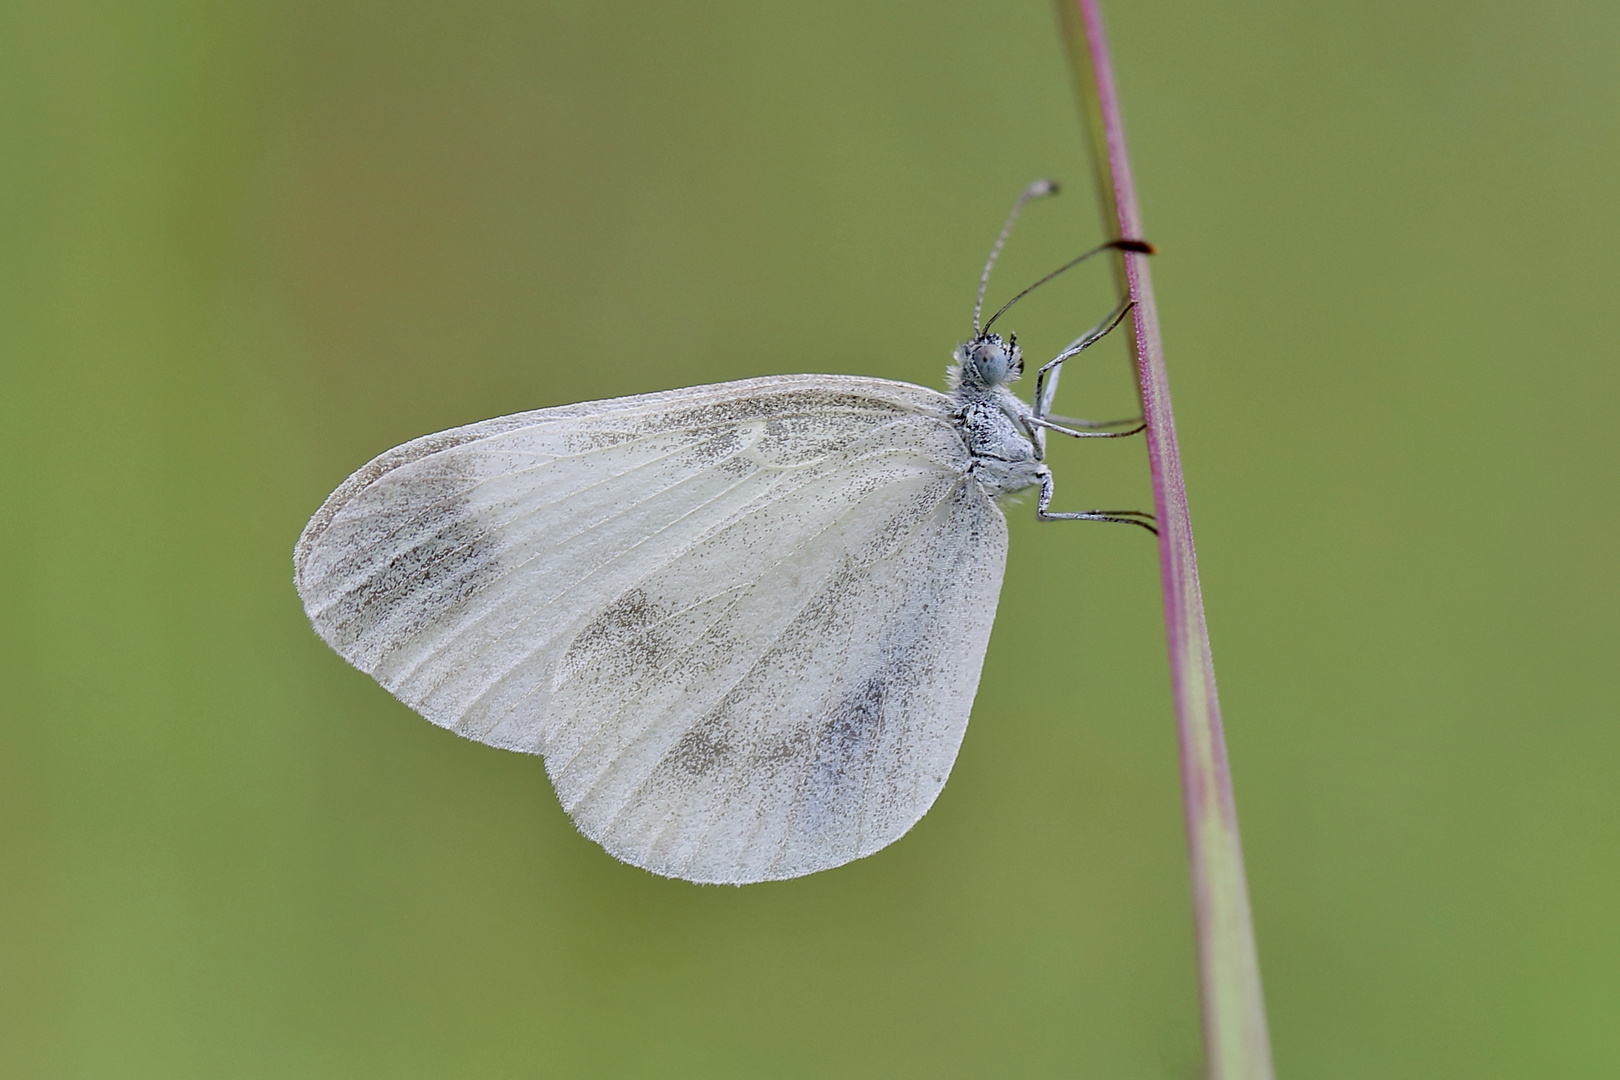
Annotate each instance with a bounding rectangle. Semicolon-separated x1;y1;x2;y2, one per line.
294;182;1153;884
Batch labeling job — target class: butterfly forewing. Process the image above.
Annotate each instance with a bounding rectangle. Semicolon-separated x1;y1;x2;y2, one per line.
295;374;1009;883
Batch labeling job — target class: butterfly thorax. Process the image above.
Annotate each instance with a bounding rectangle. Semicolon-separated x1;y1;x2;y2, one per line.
948;332;1045;498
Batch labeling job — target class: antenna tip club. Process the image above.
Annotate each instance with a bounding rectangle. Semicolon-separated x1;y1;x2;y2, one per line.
1026;179;1060;198
1115;238;1156;254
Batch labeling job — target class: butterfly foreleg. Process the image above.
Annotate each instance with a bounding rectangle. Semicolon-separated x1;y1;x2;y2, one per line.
1032;297;1135;422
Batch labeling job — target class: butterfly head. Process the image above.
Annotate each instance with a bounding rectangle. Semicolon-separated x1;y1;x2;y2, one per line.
953;332;1023;391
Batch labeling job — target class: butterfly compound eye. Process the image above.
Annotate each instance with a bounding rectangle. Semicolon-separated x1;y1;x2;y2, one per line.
972;338;1018;386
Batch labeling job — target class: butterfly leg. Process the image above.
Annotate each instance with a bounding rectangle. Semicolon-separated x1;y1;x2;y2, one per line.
1035;467;1158;534
1028;416;1146;440
1043;412;1143;430
1032;297;1135;423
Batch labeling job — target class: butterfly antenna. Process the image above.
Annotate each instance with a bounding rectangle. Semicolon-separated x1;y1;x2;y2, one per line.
973;179;1060;335
981;237;1155;335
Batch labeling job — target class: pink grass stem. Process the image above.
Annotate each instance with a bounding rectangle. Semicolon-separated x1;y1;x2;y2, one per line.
1055;3;1275;1077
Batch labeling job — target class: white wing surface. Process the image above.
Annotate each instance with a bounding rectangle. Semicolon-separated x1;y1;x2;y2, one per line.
295;374;1008;883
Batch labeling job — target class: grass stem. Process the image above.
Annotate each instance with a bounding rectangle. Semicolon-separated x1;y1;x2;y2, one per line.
1053;3;1276;1077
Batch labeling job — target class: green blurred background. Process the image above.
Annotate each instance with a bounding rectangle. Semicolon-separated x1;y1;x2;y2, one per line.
4;0;1617;1076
